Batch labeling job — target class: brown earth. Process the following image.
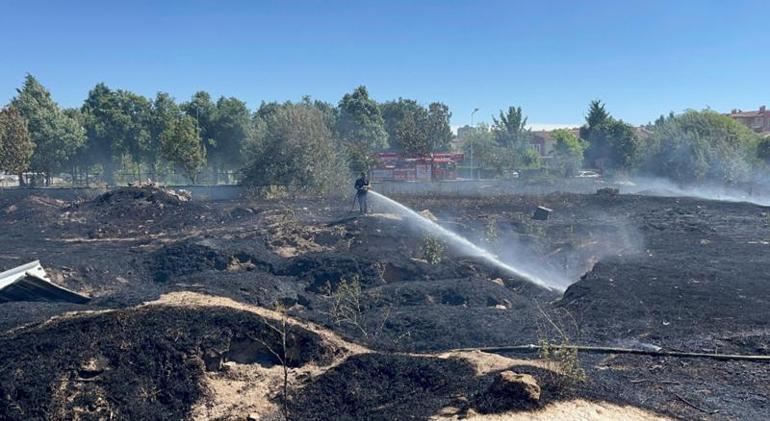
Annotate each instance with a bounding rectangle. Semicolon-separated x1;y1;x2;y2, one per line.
0;186;768;420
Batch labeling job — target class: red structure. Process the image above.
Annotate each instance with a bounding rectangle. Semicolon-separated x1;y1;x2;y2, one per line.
370;152;464;182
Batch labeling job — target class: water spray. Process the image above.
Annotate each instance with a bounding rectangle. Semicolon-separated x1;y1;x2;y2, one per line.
368;191;560;291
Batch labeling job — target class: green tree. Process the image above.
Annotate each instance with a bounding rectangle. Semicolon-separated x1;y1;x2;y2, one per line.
583;100;610;133
426;102;453;153
242;102;345;194
380;99;426;152
182;91;216;147
548;129;586;177
758;136;770;165
380;99;445;157
486;106;540;171
310;98;339;130
336;86;387;149
585;119;639;172
0;107;35;184
491;106;529;148
642;110;760;184
160;115;206;182
579;101;639;172
394;105;429;156
11;75;85;184
147;92;180;179
462;124;511;176
210;96;252;180
81;84;151;184
336;86;388;172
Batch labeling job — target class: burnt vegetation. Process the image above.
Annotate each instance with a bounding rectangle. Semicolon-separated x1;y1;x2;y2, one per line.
0;186;768;419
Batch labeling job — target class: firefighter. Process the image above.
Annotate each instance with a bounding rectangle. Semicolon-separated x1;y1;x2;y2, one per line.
354;172;370;214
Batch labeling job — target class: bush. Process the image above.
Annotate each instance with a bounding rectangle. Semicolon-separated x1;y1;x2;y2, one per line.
641;110;761;184
422;236;445;264
548;129;585;177
758;136;770;165
538;339;586;384
241;102;347;194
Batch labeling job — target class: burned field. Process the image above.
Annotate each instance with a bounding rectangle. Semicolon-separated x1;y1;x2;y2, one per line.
0;187;768;420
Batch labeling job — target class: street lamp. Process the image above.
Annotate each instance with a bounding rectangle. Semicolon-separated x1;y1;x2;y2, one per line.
470;108;479;180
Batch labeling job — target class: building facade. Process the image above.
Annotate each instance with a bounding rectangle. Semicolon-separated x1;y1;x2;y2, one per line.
729;106;770;134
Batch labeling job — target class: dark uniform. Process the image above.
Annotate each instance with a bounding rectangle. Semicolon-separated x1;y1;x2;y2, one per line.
354;173;370;214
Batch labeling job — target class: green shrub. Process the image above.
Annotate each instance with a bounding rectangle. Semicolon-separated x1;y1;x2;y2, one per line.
422;236;445;264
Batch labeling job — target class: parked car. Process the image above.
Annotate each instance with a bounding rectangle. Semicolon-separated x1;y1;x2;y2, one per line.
576;170;601;178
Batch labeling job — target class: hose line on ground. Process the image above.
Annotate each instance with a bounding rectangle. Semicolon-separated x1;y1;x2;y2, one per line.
442;344;770;362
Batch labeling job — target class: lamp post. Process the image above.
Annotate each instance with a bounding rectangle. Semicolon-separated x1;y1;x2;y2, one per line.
470;108;479;180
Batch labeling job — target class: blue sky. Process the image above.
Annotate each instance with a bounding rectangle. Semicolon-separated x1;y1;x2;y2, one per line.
1;0;768;128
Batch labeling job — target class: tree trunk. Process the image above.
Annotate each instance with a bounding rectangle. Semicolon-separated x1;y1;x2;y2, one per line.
104;160;115;186
17;172;25;187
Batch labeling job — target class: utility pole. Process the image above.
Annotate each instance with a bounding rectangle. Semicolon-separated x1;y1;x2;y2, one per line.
470;108;479;180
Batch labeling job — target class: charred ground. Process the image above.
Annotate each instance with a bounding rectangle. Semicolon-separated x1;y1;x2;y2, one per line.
0;187;768;420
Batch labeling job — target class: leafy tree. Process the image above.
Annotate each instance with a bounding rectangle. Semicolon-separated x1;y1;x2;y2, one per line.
482;106;540;171
147;92;180;179
336;86;387;149
426;102;453;154
548;129;585;177
585;119;639;172
0;107;35;184
255;101;284;121
81;84;151;184
491;106;529;148
462;124;511;176
160;115;206;182
380;99;426;152
310;98;339;130
210;96;252;179
181;91;216;147
642;110;760;183
583;100;609;132
394;105;429;156
579;101;639;172
61;107;88;184
336;86;388;172
11;75;85;184
758;136;770;165
379;99;452;158
242;102;345;194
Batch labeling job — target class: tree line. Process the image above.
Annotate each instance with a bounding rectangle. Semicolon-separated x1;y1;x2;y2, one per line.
0;76;454;191
464;100;770;185
2;74;769;191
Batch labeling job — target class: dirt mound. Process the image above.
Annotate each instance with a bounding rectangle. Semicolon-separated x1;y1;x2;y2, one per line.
94;186;190;208
288;352;633;420
65;187;211;238
0;303;339;420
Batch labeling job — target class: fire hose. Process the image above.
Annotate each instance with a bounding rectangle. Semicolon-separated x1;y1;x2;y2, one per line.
442;344;770;362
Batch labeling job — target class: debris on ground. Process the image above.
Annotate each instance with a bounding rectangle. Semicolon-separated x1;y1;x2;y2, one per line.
419;209;438;221
532;205;552;220
597;187;620;196
0;260;90;304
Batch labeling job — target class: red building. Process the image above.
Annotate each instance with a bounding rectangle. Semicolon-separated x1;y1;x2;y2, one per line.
370;152;464;182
